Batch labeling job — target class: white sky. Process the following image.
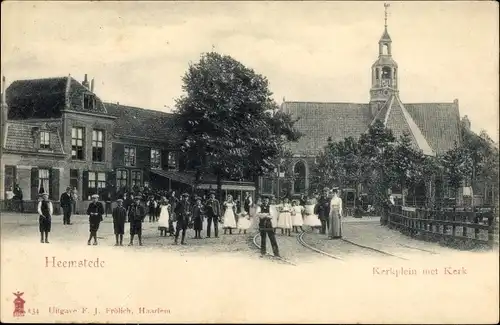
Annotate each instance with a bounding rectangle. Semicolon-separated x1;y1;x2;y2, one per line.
1;1;498;139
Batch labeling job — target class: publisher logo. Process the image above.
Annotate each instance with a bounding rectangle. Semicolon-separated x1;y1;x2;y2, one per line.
13;291;26;317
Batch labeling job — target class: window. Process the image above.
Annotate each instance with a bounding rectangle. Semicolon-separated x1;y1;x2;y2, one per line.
168;152;177;169
39;169;50;196
150;149;161;169
4;166;16;195
71;127;84;160
124;147;136;167
83;93;95;110
92;130;104;162
88;172;106;190
70;169;78;190
131;171;142;187
40;131;50;150
116;170;128;189
382;66;391;79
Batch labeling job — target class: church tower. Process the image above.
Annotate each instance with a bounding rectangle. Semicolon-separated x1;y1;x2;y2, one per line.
370;3;398;116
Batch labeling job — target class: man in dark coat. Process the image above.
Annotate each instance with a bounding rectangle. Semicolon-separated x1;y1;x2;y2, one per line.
174;193;191;245
112;199;127;246
259;197;280;257
13;184;24;213
128;195;146;246
204;191;221;238
60;186;73;225
87;194;104;245
315;187;331;235
243;192;252;214
192;197;204;239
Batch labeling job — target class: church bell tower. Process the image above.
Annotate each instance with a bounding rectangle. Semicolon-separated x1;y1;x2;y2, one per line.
370;3;398;116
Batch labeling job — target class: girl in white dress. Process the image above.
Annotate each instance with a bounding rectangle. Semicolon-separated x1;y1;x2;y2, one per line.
237;210;251;234
277;197;293;236
291;199;305;233
157;197;171;237
222;195;237;235
303;198;321;232
269;197;280;234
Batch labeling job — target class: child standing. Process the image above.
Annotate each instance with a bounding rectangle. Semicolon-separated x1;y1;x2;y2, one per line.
112;199;127;245
146;196;157;222
291;199;305;233
157;197;171;237
37;193;52;243
192;197;204;239
303;198;322;232
237;210;251;234
277;197;293;236
222;195;237;235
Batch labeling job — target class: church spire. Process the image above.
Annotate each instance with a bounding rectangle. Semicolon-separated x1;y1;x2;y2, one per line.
380;3;392;45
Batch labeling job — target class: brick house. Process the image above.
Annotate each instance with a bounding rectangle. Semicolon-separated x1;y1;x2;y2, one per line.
259;22;463;205
0;75;256;212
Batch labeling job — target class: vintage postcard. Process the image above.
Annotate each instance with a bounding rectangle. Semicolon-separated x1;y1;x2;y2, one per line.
1;1;498;323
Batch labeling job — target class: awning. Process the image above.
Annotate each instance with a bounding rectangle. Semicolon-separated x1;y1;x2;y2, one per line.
150;169;194;186
150;169;256;191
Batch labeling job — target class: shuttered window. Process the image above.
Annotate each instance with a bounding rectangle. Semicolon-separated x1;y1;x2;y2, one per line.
38;169;50;197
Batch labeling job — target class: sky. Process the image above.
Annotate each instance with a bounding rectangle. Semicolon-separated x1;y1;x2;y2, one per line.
1;1;498;139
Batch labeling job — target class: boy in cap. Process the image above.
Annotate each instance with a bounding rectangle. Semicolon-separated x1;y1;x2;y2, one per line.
128;195;146;246
112;199;127;246
87;194;104;245
37;193;53;243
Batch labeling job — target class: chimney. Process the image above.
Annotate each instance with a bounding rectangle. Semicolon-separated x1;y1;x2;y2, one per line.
91;78;95;92
82;74;89;89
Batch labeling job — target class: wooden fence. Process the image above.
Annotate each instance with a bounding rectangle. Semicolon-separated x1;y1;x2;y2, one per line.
386;206;498;248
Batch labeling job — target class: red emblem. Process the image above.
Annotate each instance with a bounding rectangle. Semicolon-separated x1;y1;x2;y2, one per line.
13;291;26;317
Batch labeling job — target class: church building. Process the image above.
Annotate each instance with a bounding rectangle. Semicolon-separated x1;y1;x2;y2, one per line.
260;8;462;202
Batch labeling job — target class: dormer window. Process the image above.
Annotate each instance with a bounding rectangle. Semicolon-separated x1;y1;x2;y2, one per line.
40;131;50;150
83;93;96;110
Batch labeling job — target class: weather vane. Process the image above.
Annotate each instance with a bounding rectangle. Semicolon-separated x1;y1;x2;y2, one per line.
384;3;390;28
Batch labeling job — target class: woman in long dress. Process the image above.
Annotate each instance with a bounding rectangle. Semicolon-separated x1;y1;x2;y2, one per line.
222;195;237;235
277;197;293;236
157;197;171;237
329;188;343;239
303;198;322;231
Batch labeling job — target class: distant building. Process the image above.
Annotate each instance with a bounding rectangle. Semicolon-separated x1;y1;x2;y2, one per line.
259;10;462;204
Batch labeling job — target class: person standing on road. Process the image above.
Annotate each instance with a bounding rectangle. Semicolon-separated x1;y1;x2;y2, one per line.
87;194;104;245
13;184;24;213
168;191;179;237
37;193;53;243
157;197;171;237
112;199;127;246
128;195;146;246
60;187;73;225
328;188;343;239
204;191;221;238
174;193;192;245
222;195;237;235
192;197;204;239
258;197;280;258
243;192;252;214
315;187;331;235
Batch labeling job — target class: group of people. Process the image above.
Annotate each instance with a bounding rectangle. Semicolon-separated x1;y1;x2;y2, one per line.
36;185;345;257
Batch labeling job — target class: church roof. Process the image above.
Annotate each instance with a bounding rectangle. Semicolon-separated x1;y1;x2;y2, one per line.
282;101;372;156
283;98;460;157
6;76;107;119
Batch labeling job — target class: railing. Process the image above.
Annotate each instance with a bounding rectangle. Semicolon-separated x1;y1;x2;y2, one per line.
385;205;498;249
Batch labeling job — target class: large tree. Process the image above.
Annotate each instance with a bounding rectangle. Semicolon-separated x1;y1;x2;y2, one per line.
175;52;301;198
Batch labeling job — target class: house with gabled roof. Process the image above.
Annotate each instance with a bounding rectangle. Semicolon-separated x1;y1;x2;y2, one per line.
260;10;462;202
0;74;257;211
